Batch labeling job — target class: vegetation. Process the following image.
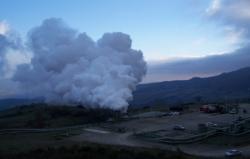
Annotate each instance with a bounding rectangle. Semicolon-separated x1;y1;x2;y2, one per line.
0;104;122;128
0;143;211;159
131;67;250;107
0;123;206;159
0;103;249;158
201;133;250;147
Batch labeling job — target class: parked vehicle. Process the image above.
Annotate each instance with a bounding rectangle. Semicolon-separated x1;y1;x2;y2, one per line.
225;149;242;157
206;122;218;127
169;112;180;116
229;109;237;114
200;105;217;113
173;125;185;131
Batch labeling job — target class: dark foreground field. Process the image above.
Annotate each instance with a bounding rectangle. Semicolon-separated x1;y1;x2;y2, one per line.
1;104;249;158
0;105;199;159
0;143;211;159
0;104;121;129
0;130;214;159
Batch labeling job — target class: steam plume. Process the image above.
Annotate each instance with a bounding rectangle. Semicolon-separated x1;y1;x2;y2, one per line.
13;18;147;110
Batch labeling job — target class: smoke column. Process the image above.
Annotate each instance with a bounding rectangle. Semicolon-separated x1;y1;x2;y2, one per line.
13;18;147;110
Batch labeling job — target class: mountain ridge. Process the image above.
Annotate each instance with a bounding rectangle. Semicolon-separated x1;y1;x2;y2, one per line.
1;67;250;109
131;67;250;107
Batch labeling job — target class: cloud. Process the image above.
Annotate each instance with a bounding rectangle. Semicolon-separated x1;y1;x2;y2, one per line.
0;34;15;77
0;21;31;100
12;18;147;110
224;26;245;45
206;0;221;16
0;18;146;110
144;0;250;83
0;22;30;79
0;79;20;99
144;46;250;83
0;21;9;35
207;0;250;19
208;0;250;37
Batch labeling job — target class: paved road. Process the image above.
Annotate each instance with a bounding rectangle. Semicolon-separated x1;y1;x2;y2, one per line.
2;104;250;157
181;143;250;157
69;104;250;158
69;128;177;151
69;127;250;158
0;125;86;135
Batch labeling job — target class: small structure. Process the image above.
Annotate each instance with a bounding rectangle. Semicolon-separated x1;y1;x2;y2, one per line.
130;111;168;119
200;104;227;113
200;105;217;113
169;106;184;112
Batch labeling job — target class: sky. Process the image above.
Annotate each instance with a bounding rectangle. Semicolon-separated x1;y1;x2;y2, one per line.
1;0;250;87
0;0;239;61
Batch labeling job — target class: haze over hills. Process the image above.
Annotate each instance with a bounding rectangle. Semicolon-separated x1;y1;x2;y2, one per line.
1;67;250;110
131;67;250;107
0;98;42;110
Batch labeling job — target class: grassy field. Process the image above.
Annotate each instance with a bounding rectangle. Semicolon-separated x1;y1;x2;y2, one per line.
0;129;84;154
1;104;250;158
0;141;212;159
0;104;121;128
200;133;250;147
0;127;213;159
0;104;211;159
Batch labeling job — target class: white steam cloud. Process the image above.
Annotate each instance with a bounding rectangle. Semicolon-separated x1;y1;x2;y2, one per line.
13;18;147;110
0;21;9;35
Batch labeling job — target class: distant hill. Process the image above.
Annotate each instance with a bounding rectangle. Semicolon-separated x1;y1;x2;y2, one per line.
1;67;250;110
0;98;41;110
131;67;250;107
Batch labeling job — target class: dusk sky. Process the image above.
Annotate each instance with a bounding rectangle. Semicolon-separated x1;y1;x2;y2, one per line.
0;0;240;61
1;0;250;88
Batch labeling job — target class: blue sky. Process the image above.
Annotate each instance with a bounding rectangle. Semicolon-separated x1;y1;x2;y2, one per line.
1;0;250;100
0;0;237;61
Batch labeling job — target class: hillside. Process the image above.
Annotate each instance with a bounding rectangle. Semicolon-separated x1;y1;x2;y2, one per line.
1;67;250;110
131;67;250;107
0;98;41;110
